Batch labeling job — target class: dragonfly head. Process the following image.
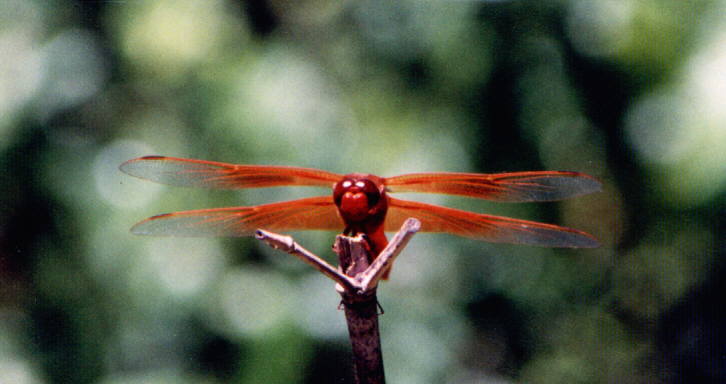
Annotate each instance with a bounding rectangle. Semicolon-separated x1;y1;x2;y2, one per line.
333;174;388;223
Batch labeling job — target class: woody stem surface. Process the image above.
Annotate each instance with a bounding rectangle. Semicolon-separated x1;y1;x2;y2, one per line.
255;219;420;384
334;234;385;384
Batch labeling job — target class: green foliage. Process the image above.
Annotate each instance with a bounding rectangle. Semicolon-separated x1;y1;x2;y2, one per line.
1;0;724;383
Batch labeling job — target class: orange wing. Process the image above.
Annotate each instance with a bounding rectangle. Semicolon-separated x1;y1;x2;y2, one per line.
385;171;601;202
120;156;343;189
386;197;599;248
130;196;342;237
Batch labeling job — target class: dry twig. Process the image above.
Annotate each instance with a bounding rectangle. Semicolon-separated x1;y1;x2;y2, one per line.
255;218;421;384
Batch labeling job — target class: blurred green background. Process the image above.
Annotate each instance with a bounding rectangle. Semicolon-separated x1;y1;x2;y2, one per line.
1;0;725;383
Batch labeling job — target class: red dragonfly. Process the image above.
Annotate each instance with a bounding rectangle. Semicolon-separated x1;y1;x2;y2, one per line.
121;156;601;267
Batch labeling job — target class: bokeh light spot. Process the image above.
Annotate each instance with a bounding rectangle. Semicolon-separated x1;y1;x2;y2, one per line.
0;0;45;143
213;268;293;338
94;140;161;209
35;28;107;121
146;238;227;299
566;0;634;57
294;273;348;340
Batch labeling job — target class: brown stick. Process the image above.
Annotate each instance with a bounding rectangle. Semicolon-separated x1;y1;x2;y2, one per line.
334;235;385;384
254;229;358;292
255;219;421;384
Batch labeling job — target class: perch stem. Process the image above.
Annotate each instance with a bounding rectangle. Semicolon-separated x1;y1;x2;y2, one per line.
335;234;385;384
255;218;421;384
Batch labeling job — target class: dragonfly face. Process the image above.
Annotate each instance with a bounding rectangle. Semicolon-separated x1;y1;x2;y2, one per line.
333;174;388;236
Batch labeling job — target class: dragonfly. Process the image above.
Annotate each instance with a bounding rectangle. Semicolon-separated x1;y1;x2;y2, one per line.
121;156;601;275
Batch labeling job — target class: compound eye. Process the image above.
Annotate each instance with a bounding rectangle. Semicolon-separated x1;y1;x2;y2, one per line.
342;180;352;188
360;181;380;206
